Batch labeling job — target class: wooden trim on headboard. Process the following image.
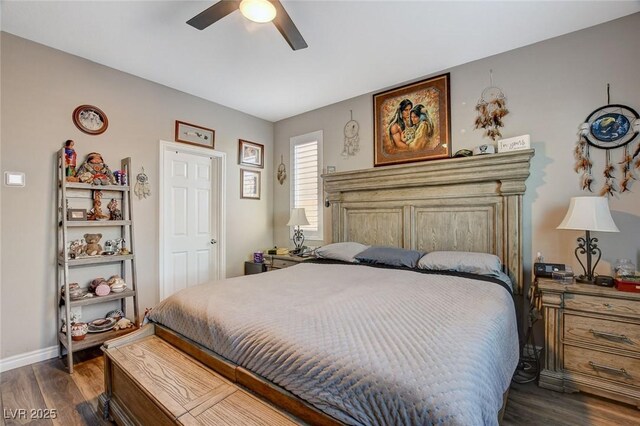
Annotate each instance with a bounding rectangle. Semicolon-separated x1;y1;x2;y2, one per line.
323;149;534;294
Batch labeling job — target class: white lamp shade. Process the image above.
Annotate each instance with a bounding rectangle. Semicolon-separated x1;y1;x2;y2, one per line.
239;0;276;23
557;196;619;232
286;208;309;227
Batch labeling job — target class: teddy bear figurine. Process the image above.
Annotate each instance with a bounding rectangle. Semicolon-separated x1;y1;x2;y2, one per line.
84;233;103;256
75;152;116;185
114;318;133;331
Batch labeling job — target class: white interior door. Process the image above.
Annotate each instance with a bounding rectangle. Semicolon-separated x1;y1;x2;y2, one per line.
160;141;225;300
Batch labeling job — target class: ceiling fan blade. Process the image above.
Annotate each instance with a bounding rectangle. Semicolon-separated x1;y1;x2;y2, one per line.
271;0;308;50
187;0;241;30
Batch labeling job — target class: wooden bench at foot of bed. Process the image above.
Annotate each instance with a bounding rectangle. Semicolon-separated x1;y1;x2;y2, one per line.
98;323;341;425
99;324;509;425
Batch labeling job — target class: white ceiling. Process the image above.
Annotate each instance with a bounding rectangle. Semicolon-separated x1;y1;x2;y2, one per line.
2;1;639;122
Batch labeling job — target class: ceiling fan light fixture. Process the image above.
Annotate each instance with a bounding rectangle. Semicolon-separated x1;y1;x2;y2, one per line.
239;0;276;23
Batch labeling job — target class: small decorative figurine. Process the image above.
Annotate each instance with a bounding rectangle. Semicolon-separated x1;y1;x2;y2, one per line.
83;233;103;256
61;311;81;332
117;238;130;255
142;307;153;325
68;239;85;259
114;170;128;186
114;318;133;330
107;198;123;220
103;239;118;255
64;140;78;181
87;190;109;221
75;152;116;185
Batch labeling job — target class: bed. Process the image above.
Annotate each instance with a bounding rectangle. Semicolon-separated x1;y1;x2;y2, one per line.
100;149;534;425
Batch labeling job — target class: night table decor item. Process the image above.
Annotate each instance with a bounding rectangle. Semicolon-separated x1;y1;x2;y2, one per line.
556;196;619;284
538;278;640;407
286;208;309;254
73;105;109;135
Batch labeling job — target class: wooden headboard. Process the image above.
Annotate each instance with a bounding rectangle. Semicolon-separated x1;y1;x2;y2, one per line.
323;149;534;294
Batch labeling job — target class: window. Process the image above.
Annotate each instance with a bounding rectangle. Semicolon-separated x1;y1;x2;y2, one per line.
290;130;323;241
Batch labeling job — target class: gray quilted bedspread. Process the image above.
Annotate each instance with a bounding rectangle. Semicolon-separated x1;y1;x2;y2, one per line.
150;263;518;425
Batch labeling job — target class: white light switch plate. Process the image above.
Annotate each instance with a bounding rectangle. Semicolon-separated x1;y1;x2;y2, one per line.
4;171;25;187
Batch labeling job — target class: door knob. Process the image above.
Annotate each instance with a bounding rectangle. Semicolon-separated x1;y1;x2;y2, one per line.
210;239;217;245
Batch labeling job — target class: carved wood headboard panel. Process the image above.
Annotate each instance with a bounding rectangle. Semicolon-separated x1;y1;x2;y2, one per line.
323;149;534;294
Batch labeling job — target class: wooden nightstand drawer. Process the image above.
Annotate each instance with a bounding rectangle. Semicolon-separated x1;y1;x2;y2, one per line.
271;258;297;269
539;278;640;406
564;345;640;387
565;294;640;318
564;314;640;353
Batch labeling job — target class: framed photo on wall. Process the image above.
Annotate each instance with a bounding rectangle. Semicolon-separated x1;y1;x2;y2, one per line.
238;139;264;168
373;73;451;166
240;169;261;200
175;120;215;148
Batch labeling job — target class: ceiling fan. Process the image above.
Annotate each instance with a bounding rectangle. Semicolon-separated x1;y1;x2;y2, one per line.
187;0;308;51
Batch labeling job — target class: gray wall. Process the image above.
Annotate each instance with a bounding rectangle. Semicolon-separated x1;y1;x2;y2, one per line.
274;14;640;288
0;33;274;359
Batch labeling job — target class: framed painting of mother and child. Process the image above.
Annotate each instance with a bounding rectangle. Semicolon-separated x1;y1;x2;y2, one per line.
373;73;451;166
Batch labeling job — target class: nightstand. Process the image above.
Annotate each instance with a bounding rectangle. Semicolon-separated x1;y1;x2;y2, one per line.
244;261;268;275
269;254;309;270
537;278;640;407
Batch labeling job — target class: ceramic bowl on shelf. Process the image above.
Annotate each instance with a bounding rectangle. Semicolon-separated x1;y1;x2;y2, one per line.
70;322;88;341
106;309;125;320
110;283;126;293
88;317;116;333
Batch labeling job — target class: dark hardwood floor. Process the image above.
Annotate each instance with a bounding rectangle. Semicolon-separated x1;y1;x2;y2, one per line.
1;349;639;425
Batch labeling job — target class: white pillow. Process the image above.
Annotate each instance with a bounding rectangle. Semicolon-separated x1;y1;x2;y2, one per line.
417;251;502;276
315;242;369;263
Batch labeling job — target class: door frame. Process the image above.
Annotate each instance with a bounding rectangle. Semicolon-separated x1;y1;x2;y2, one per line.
159;140;226;301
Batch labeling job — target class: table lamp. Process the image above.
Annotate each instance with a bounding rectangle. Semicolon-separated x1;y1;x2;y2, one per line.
557;196;619;283
286;208;309;253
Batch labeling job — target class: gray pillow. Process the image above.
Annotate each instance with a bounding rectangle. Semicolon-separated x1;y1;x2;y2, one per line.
417;251;502;276
355;246;424;268
314;242;369;263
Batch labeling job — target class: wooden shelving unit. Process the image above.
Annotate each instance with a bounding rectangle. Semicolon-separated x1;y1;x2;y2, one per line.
56;149;140;373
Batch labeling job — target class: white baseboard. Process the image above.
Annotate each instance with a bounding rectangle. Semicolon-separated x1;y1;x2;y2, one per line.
0;345;58;373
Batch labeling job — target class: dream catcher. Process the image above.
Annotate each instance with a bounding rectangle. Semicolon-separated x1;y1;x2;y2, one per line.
134;167;151;200
474;70;509;141
575;84;640;196
342;110;360;157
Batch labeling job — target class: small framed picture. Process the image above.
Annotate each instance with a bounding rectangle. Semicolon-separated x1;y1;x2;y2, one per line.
238;139;264;168
67;209;87;221
240;169;261;200
175;120;215;148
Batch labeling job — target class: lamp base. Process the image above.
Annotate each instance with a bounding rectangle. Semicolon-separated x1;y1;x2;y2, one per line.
576;275;595;284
